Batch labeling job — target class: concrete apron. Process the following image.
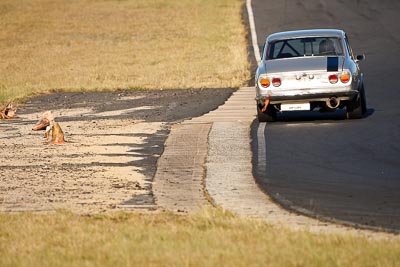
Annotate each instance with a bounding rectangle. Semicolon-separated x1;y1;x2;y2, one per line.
152;87;395;238
153;86;256;213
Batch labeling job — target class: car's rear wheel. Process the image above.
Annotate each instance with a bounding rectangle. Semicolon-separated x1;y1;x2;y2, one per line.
346;86;367;119
257;103;277;122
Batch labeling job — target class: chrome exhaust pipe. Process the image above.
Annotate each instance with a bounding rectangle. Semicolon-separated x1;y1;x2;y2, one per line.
326;97;340;109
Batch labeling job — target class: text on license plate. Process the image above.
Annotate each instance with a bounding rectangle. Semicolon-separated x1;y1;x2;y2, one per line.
281;103;310;111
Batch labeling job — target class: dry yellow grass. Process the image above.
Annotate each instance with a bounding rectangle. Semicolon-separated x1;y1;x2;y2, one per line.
0;0;249;101
0;208;399;267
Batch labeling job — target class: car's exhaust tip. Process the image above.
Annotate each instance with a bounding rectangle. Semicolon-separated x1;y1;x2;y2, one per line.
326;96;340;109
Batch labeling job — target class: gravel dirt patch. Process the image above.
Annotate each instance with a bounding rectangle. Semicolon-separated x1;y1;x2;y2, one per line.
0;88;234;214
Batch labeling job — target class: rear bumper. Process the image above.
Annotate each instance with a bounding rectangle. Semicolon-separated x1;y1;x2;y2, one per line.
255;88;358;104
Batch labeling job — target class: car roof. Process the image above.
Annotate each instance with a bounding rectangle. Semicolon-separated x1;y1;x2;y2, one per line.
266;29;346;42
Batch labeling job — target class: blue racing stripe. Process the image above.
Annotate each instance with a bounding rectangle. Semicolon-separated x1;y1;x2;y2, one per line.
327;57;339;72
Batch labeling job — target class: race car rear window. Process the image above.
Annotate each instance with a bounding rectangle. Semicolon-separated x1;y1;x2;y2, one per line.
267;37;344;59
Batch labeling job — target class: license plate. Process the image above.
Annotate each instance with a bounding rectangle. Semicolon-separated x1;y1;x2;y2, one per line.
281;103;310;111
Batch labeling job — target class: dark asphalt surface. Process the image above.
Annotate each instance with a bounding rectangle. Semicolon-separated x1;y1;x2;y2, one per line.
251;0;400;231
23;88;235;123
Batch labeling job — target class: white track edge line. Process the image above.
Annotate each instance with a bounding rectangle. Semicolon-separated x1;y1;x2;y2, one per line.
257;122;267;174
246;0;261;63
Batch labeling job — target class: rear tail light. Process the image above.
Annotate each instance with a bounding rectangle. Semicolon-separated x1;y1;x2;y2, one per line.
329;74;338;84
260;77;270;88
340;72;351;83
272;77;281;87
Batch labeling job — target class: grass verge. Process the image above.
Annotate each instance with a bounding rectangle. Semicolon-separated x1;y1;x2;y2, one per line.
0;208;399;267
0;0;249;102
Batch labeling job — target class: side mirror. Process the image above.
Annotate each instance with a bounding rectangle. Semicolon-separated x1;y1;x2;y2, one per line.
356;54;366;61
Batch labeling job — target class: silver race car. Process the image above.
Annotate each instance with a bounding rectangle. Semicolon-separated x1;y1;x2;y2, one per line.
255;29;367;122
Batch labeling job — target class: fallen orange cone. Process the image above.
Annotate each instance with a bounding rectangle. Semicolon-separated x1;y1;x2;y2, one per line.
0;102;18;119
32;111;54;131
32;111;66;144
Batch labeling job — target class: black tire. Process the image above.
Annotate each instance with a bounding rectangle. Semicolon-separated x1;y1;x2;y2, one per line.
257;104;277;122
346;86;367;119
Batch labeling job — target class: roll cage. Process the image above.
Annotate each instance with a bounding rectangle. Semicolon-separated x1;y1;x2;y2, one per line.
265;37;345;60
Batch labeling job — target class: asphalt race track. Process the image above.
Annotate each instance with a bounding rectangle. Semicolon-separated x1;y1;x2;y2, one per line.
250;0;400;231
